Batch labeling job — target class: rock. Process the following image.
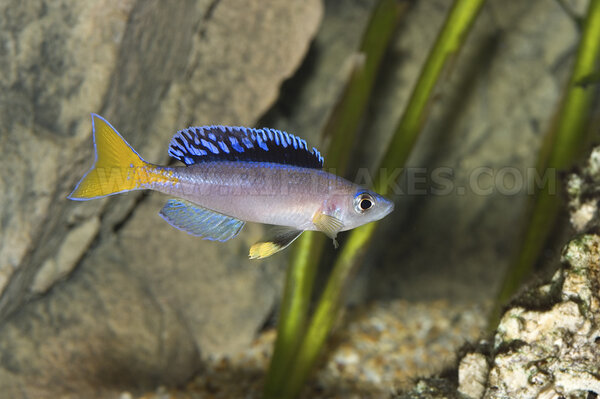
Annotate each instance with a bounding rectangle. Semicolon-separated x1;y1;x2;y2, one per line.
458;353;489;399
0;0;322;397
397;233;600;399
31;216;100;294
567;146;600;232
0;0;137;319
0;0;322;315
484;234;600;398
260;0;379;145
395;378;466;399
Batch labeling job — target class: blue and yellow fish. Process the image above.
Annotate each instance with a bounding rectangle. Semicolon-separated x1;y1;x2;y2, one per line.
68;114;394;258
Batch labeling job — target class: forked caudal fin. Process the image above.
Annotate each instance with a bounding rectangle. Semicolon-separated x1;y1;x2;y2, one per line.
68;114;151;200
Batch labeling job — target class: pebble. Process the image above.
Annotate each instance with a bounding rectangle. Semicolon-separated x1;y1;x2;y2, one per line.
136;299;487;398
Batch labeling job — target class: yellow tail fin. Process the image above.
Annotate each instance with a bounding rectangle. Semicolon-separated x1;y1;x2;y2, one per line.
68;114;148;200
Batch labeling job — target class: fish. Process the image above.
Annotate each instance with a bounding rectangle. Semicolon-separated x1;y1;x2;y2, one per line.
68;114;394;259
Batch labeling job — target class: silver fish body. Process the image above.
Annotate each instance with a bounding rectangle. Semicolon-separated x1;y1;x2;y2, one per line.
152;161;393;232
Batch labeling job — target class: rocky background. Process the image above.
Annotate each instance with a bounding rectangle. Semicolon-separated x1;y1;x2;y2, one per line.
0;0;321;397
396;146;600;398
0;0;597;398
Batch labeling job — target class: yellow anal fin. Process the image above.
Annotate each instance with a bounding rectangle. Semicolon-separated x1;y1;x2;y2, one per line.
249;242;281;259
249;228;303;259
69;114;149;200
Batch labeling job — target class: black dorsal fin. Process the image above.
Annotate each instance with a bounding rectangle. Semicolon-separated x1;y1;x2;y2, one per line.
168;125;324;169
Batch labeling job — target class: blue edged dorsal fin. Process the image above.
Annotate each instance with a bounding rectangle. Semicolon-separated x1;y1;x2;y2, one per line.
159;199;245;242
168;125;324;169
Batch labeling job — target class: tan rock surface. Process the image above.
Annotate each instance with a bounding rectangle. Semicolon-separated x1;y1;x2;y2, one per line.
0;1;322;397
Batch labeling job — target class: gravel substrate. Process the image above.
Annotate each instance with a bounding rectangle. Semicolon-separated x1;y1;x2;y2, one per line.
132;299;487;399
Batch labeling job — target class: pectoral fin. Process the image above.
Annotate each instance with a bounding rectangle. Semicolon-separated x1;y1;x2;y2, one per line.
249;228;303;259
313;212;344;248
159;199;245;242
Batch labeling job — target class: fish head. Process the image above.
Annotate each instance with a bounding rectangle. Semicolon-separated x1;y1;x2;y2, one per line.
336;187;394;230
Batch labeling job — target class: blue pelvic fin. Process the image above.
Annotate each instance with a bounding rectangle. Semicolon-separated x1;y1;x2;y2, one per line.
249;227;303;259
168;125;324;169
159;199;245;242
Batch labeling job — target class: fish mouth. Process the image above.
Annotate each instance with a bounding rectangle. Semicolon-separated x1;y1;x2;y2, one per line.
384;200;395;216
375;197;394;220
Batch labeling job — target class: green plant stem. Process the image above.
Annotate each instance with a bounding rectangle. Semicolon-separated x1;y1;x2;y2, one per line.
490;0;600;329
377;0;485;195
280;223;377;398
281;1;485;397
324;0;406;173
262;1;405;397
262;231;324;398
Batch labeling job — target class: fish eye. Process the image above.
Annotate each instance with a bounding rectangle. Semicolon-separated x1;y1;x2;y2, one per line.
355;192;374;213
